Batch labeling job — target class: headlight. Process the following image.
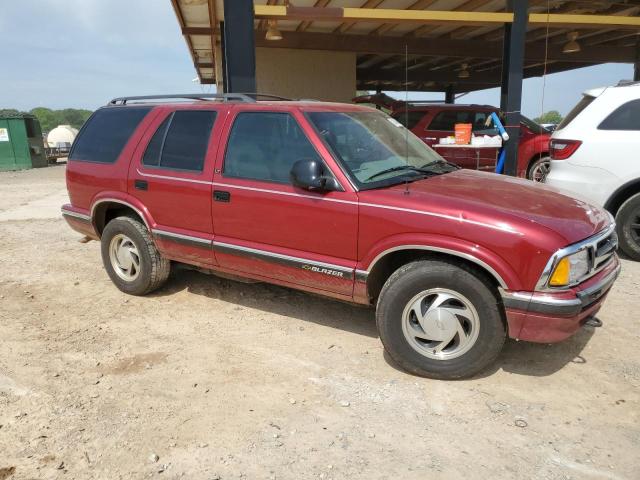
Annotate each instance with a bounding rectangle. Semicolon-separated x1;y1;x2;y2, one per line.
549;249;591;287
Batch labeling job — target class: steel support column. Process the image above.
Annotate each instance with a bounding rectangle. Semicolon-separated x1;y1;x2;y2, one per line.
222;0;256;93
445;85;455;104
500;0;528;177
635;39;640;82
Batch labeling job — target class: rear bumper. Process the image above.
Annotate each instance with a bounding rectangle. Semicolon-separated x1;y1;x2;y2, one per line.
500;258;620;343
61;204;98;239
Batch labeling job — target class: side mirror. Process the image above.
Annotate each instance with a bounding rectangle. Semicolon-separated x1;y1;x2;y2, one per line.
290;159;338;191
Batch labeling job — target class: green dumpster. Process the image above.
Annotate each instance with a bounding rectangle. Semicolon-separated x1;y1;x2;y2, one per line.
0;114;48;171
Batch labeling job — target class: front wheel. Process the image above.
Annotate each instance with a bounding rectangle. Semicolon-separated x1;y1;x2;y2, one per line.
527;156;551;182
376;260;506;379
616;193;640;261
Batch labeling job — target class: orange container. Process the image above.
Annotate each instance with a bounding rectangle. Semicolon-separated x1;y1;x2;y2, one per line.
454;123;472;145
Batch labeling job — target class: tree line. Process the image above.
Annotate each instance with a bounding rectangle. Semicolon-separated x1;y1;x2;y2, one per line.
0;107;93;133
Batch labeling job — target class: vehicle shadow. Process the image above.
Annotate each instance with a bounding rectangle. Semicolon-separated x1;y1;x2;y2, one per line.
153;269;596;377
150;269;378;339
473;324;595;378
382;326;595;379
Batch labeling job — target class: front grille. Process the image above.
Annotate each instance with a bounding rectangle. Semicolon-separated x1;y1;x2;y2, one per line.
594;230;617;272
591;230;618;275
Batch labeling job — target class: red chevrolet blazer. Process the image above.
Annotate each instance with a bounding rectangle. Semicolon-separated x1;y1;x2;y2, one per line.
62;94;620;379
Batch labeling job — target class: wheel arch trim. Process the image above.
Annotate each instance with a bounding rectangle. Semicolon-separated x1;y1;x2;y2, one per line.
361;245;509;289
604;177;640;215
90;197;153;235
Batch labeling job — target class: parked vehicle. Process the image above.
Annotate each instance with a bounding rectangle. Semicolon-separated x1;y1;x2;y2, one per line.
353;93;551;181
545;81;640;260
62;93;620;379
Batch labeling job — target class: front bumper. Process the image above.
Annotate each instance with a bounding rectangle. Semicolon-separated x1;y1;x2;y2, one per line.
500;257;620;343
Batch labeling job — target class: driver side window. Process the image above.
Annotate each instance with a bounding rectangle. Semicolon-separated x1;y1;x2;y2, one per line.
224;112;322;184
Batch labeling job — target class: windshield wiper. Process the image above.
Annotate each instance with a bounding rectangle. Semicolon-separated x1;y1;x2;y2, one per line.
419;160;459;170
366;165;435;181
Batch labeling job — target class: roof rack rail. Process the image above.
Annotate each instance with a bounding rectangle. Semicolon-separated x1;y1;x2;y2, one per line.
616;80;640;87
107;92;293;106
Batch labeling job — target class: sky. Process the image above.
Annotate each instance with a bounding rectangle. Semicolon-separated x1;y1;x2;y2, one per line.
0;1;634;117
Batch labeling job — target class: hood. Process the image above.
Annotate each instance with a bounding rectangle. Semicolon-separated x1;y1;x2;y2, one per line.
364;170;610;245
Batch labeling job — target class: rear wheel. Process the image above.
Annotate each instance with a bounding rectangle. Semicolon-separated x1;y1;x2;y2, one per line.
376;260;506;380
616;193;640;261
100;216;170;295
527;156;551;182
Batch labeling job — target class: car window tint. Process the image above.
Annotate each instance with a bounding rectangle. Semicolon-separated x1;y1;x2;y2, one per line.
428;110;474;131
471;111;498;135
159;111;216;172
224;112;321;183
69;107;151;163
598;99;640;131
392;110;425;130
557;94;595;130
142;116;171;167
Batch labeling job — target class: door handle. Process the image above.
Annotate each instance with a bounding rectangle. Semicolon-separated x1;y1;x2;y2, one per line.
214;190;230;202
423;137;437;141
135;179;148;191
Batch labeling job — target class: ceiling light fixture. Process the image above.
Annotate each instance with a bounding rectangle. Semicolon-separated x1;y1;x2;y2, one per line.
266;20;283;41
458;63;470;79
563;31;581;53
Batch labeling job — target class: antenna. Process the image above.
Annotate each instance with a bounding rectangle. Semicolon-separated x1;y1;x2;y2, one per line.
404;43;410;195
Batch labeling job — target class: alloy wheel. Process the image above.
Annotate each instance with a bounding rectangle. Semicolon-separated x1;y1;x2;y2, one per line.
401;288;480;360
109;233;141;282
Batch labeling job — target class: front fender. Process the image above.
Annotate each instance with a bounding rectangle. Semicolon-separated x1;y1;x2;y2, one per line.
357;233;522;290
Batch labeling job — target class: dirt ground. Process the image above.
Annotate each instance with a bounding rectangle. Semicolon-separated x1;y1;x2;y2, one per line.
0;165;638;480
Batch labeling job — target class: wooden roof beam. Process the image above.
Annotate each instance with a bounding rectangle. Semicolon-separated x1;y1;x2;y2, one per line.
297;0;332;32
371;0;439;36
254;5;640;29
407;0;492;38
334;0;385;34
254;30;639;64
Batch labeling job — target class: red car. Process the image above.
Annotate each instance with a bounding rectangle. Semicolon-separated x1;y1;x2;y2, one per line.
62;94;619;379
353;93;551;181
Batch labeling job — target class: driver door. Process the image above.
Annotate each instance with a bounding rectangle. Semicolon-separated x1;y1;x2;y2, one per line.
211;107;358;297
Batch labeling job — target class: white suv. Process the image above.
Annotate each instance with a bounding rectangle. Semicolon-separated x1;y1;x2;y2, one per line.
545;81;640;260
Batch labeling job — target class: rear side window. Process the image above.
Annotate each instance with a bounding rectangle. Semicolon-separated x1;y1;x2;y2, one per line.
69;107;151;163
142;110;216;172
598;99;640;131
557;95;595;130
428;110;475;131
392;110;425;130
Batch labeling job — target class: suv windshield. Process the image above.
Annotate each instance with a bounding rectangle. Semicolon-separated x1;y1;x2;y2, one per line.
307;111;450;189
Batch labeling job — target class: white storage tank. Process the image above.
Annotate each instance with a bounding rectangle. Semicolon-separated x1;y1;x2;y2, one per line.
47;125;79;149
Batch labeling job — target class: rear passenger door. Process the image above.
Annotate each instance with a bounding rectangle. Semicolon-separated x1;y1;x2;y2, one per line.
129;107;224;268
211;107;358;297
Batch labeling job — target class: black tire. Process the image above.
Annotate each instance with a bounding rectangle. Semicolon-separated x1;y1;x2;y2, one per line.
527;156;551;182
616;193;640;261
376;259;506;380
100;216;170;295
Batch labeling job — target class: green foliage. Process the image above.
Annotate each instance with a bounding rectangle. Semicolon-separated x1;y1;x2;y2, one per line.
0;108;30;117
534;110;563;125
28;107;93;132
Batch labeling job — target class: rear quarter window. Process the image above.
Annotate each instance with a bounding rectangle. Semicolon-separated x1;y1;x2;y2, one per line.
69;107;151;163
392;110;426;130
598;99;640;131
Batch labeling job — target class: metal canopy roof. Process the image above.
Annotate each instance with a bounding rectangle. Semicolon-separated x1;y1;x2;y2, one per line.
171;0;640;93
